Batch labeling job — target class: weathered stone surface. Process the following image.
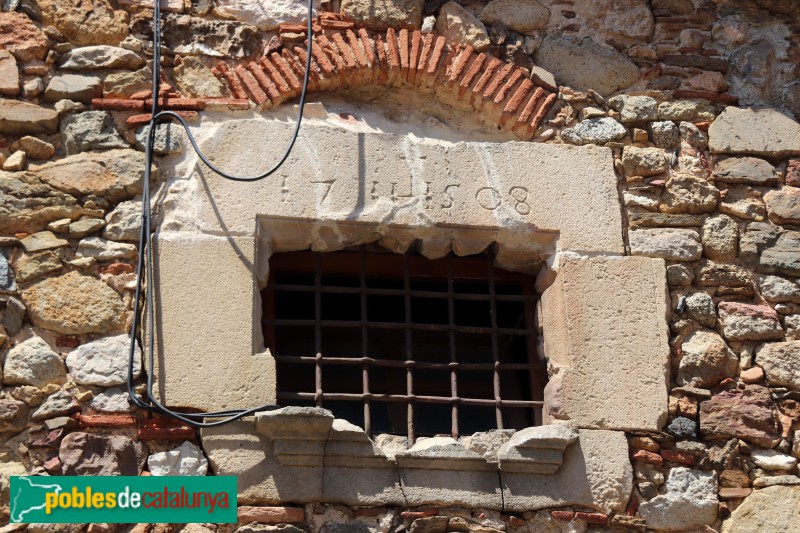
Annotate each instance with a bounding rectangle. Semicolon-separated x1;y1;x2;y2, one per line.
610;95;658;123
700;385;780;448
214;0;320;31
103;200;140;242
662;177;719;218
786;315;800;341
740;223;781;267
751;449;797;471
435;2;490;51
31;390;80;421
66;334;142;387
60;45;144;71
628;213;703;229
103;66;152;98
36;0;129;46
0;50;20;97
2;297;26;336
560;117;627;146
639;468;717;531
173;57;227;97
630;228;702;261
648;121;680;149
764;187;800;225
460;430;514;461
1;252;15;295
0;100;59;136
753;475;800;488
135;123;183;155
148;441;208;476
680;121;708;149
131;13;260;58
702;214;737;261
709;107;800;159
622;146;668;177
759;231;800;277
757;341;800;391
713;157;778;186
502;429;632;512
22;271;126;335
497;425;577;474
3;336;66;388
69;218;105;239
719;302;783;342
0;172;80;234
59;432;145;476
341;0;423;30
667;416;697;439
720;186;766;221
0;398;28;432
3;151;27;172
91;387;133;412
20;231;68;253
542;256;669;431
658;101;703;121
31;149;148;203
0;12;48;61
43;75;103;104
14;251;62;283
696;261;751;288
61;111;129;155
17;137;55;161
479;0;549;32
535;35;640;96
760;275;800;303
76;237;137;261
677;330;738;388
722;485;800;533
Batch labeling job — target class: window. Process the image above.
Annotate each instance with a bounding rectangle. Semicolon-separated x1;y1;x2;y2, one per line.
262;245;546;442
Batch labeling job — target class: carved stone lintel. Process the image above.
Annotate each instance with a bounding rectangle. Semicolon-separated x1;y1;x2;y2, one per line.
497;425;578;474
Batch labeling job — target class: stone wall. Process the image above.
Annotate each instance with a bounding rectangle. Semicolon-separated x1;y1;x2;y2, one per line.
1;1;800;532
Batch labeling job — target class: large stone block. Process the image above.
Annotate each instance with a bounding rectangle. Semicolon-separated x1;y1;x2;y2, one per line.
180;118;622;256
541;256;670;431
709;107;800;159
152;233;275;411
501;429;632;513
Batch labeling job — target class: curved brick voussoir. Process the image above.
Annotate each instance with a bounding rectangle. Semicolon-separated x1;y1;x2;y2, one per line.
214;21;556;141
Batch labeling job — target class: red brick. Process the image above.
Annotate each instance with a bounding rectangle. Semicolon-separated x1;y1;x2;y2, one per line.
126;111;198;126
574;512;608;525
271;52;303;92
358;28;375;67
719;488;752;499
238;506;305;524
400;509;438;519
43;456;62;474
99;262;135;275
448;46;474;85
347;30;369;70
515;86;544;126
145;97;205;111
482;62;514;100
415;33;434;85
279;23;307;34
79;414;137;429
550;511;575;521
331;33;357;72
130;89;152;100
660;449;696;466
530;92;556;131
458;53;486;99
398;29;410;81
470;56;502;105
310;41;336;77
321;19;354;30
290;47;321;91
214;62;248;100
499;79;533;128
248;61;282;103
385;28;401;85
260;57;294;98
92;99;145;111
138;418;196;441
235;64;269;106
407;30;422;84
427;36;447;77
505;516;525;527
786;159;800;187
632;449;664;465
374;34;389;85
494;69;523;105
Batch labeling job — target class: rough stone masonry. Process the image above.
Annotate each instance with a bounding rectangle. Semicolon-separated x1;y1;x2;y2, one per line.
1;1;800;533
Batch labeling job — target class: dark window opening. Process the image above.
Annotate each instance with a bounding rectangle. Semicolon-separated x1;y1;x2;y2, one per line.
262;245;546;442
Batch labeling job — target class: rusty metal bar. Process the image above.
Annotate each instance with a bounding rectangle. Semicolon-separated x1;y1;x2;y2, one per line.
263;318;531;336
273;355;541;371
403;253;414;444
277;391;544;407
488;253;503;429
447;254;458;439
271;283;537;302
314;253;323;407
360;246;371;436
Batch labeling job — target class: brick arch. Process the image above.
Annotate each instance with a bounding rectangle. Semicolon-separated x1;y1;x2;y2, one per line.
212;24;557;141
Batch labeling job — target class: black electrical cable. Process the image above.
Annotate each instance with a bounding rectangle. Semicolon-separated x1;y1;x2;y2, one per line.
127;0;315;426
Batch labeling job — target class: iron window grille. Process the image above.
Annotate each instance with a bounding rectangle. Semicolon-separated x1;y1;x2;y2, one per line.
262;245;546;442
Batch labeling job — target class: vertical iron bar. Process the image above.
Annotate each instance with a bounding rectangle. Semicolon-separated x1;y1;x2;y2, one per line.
403;253;415;444
360;246;371;436
447;254;458;439
487;253;503;429
314;252;323;408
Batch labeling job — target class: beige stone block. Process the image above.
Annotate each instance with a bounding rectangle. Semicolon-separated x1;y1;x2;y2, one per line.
183;118;622;256
501;429;632;512
152;232;275;411
541;256;670;431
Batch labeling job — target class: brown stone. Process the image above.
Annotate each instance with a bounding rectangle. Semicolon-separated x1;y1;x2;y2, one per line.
0;398;28;432
764;187;800;225
37;0;129;46
237;506;305;524
0;100;59;136
22;271;126;335
0;50;20;97
0;12;49;61
740;366;765;384
629;436;660;452
720;469;750;488
719;487;751;499
700;385;780;448
59;432;145;476
0;171;81;234
669;393;699;418
409;516;449;533
661;449;696;466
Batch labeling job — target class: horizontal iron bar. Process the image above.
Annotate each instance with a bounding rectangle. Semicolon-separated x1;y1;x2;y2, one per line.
277;391;544;407
263;318;530;336
273;355;543;370
270;283;536;302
